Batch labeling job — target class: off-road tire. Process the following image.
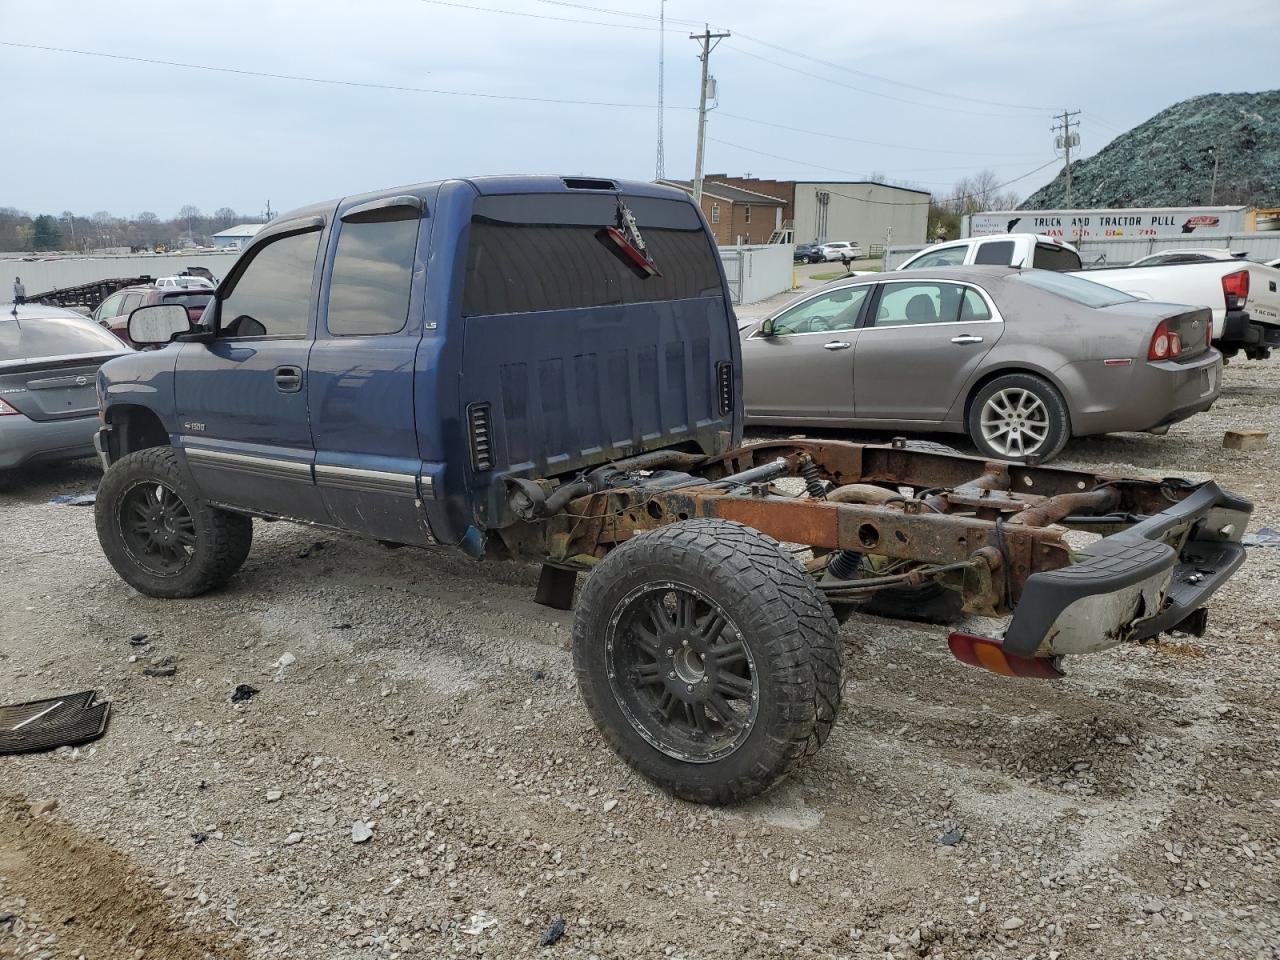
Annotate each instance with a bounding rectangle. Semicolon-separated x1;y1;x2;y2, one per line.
967;373;1071;464
96;447;253;598
573;519;842;804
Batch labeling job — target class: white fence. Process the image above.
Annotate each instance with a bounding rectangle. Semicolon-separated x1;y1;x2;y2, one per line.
719;243;795;304
3;251;242;295
884;232;1280;272
1073;233;1280;268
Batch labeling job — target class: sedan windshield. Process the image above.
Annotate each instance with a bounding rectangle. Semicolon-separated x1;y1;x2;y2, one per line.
1011;270;1137;308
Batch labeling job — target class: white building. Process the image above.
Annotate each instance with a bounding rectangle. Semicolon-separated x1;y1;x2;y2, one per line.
792;181;931;251
211;224;264;249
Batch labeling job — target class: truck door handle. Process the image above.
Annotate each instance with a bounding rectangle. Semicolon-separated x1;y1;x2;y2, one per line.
274;365;303;393
822;341;852;351
950;334;984;345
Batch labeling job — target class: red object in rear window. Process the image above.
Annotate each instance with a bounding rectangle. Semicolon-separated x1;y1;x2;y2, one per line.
1222;269;1249;311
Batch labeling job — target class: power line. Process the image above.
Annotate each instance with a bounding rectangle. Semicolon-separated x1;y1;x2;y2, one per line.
730;29;1055;112
723;48;1038;119
707;137;1045;185
0;40;681;109
709;138;1060;198
715;111;1034;157
816;158;1060;208
531;0;705;26
419;0;668;30
523;0;1057;115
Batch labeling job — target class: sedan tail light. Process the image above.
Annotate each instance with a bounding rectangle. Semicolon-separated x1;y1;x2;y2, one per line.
1222;269;1249;311
0;398;21;416
1148;320;1182;361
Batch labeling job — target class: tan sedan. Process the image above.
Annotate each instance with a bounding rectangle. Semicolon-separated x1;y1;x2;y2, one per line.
740;265;1221;462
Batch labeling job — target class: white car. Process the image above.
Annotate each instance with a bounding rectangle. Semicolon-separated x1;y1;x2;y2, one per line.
819;241;861;262
155;275;216;290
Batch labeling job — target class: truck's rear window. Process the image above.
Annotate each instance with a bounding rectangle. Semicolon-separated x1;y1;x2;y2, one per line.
1033;243;1083;271
462;194;723;317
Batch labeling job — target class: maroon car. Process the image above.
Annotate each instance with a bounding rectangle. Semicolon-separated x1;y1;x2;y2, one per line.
92;285;212;349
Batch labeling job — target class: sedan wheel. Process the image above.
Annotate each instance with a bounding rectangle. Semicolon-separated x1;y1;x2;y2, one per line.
979;387;1050;457
968;374;1071;463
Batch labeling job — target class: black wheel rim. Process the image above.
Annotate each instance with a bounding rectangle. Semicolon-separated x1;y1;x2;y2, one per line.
605;581;759;764
118;480;198;576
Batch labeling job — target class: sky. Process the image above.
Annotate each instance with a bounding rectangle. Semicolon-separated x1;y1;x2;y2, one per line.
2;0;1277;219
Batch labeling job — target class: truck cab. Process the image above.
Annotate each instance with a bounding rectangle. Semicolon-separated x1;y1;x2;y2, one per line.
896;234;1083;272
95;176;739;561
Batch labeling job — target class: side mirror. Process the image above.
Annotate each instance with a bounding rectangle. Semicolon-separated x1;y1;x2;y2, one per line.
127;303;190;345
759;317;776;337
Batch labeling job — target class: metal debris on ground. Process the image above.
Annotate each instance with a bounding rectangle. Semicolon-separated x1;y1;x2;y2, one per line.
49;492;96;506
142;656;177;678
0;690;111;754
296;540;331;558
230;683;260;703
539;919;566;947
1242;527;1280;548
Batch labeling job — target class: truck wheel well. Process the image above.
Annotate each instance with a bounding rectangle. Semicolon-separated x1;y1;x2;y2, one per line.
108;405;170;457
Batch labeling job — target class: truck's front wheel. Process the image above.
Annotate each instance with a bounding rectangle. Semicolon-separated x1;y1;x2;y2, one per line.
95;447;253;598
573;519;842;804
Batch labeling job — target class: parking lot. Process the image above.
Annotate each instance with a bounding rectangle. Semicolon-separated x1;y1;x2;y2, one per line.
0;357;1277;959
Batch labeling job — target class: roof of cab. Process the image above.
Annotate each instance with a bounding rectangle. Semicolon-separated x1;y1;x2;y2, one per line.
271;175;691;229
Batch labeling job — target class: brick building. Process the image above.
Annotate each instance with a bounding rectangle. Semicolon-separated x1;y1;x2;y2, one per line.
658;178;787;245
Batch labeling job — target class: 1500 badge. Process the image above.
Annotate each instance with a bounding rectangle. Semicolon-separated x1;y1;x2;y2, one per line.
183;422;206;432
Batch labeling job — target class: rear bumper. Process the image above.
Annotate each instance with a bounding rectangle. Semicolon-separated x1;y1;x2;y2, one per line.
1003;481;1252;657
1069;350;1221;435
1218;308;1252;345
0;414;100;470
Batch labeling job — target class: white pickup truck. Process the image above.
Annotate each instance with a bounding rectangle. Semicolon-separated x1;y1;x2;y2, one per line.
895;235;1280;360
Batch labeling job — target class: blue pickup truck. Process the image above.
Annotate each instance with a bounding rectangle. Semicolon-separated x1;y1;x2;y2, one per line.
93;175;1252;803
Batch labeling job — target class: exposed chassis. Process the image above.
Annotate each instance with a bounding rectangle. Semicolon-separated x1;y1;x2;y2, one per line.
500;438;1251;668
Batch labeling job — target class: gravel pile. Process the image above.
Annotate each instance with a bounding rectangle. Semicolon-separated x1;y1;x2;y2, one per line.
1;359;1278;959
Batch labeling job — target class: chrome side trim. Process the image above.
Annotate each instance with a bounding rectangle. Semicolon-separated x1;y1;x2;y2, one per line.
184;446;313;483
315;463;419;497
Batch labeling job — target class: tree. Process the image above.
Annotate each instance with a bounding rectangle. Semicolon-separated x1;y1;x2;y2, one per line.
947;169;1020;217
31;214;63;251
212;207;238;229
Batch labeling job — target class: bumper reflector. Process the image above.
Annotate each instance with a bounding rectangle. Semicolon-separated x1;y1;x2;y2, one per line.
947;632;1064;680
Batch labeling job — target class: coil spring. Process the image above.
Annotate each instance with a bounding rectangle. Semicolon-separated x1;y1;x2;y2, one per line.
800;457;826;499
826;550;863;581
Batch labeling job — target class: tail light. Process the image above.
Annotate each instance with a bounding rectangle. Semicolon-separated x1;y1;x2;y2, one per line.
1148;320;1182;361
1222;269;1249;311
467;402;493;472
0;398;21;416
948;632;1064;680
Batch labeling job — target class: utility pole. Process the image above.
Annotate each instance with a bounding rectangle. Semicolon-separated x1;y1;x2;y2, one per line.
1052;109;1081;206
655;0;666;180
690;24;729;207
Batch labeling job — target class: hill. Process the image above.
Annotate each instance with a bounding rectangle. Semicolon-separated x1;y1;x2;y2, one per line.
1021;91;1280;209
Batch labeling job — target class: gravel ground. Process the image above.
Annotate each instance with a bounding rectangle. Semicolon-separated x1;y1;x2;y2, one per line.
2;360;1279;960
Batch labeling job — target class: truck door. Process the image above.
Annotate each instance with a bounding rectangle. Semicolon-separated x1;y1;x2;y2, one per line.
853;280;1002;422
174;219;328;521
307;195;436;545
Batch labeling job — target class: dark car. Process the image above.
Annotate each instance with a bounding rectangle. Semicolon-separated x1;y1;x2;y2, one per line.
93;285;212;349
0;303;132;469
795;242;822;264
